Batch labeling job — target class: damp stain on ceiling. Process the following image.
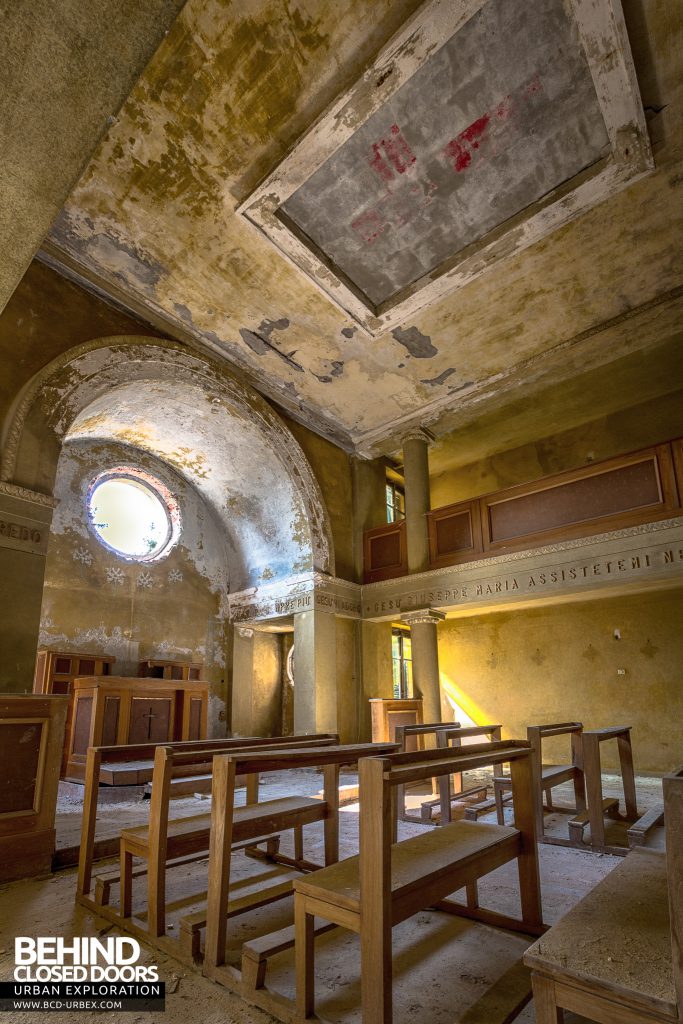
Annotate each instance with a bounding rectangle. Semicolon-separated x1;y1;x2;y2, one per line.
43;0;683;455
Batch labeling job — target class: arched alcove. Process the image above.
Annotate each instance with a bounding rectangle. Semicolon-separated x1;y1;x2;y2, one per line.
3;336;335;586
1;336;336;720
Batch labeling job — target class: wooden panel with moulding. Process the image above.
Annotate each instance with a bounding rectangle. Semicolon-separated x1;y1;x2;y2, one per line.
363;520;407;583
480;442;679;553
33;649;117;776
427;498;483;568
0;694;68;881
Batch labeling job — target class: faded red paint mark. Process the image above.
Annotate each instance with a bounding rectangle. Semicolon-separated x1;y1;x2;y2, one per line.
369;124;416;183
444;114;490;172
494;94;514;121
351;178;437;243
351;209;385;244
443;74;544;173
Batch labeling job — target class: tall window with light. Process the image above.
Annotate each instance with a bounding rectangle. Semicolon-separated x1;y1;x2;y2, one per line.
386;482;405;523
391;628;413;699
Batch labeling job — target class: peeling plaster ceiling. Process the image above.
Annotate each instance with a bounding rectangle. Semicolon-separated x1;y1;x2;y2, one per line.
43;0;683;456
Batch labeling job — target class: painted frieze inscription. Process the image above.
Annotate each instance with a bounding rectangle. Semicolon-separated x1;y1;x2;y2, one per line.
364;541;683;617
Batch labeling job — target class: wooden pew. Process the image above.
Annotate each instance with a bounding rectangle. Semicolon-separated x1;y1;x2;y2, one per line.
393;721;460;822
493;722;585;843
118;737;338;939
292;740;545;1024
524;765;683;1023
202;743;399;1003
424;724;501;824
76;733;338;899
568;725;638;854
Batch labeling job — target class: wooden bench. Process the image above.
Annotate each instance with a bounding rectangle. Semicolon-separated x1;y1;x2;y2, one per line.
292;740;545;1024
393;721;461;822
493;722;585;844
76;732;338;900
569;725;638;854
524;765;683;1023
202;743;399;1001
118;737;341;939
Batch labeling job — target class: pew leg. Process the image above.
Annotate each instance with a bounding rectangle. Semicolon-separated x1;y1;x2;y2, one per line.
466;882;479;910
494;782;506;826
583;736;605;849
573;769;587;815
618;734;638;820
294;825;304;864
295;894;315;1019
531;973;564;1023
120;846;133;919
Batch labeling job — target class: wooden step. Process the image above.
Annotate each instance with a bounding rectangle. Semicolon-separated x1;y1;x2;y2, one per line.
464;791;513;821
568;798;619;843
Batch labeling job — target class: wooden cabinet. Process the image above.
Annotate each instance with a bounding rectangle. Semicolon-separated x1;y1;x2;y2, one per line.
65;676;209;781
33;649;117;775
34;648;116;695
0;694;68;881
138;659;203;681
369;698;423;745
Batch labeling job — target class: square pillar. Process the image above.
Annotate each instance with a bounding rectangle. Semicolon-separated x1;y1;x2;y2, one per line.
0;484;55;691
293;608;337;734
231;626;282;736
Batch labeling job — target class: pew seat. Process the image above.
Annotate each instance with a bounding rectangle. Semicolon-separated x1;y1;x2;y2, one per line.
294;819;520;921
120;795;325;923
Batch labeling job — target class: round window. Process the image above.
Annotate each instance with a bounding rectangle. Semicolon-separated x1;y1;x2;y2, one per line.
87;471;178;561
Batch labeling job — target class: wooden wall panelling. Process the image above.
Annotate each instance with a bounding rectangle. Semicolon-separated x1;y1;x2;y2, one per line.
480;443;679;554
427;499;482;567
363;521;407;582
33;649;117;776
138;660;203;681
671;438;683;507
0;695;68;881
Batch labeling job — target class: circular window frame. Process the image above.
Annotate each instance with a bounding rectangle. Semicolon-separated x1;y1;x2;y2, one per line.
86;467;181;563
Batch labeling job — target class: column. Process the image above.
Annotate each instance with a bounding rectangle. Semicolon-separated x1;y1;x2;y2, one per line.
293;608;337;735
0;483;55;691
402;428;433;574
401;608;445;725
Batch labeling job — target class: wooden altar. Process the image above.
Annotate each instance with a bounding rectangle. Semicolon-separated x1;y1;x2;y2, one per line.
64;676;209;781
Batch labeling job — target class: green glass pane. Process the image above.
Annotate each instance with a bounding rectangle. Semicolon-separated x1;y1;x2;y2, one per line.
392;660;401;698
405;661;413;697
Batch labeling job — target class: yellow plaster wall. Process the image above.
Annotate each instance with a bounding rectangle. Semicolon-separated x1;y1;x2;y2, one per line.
430;389;683;509
437;587;683;773
284;416;355;581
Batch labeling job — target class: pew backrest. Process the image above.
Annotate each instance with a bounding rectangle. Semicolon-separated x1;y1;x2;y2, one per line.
77;732;339;896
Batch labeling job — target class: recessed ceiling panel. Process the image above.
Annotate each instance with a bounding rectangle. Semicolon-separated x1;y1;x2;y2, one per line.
280;0;608;309
241;0;652;336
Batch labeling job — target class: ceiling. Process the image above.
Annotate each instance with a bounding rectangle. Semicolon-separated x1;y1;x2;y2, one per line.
37;0;683;457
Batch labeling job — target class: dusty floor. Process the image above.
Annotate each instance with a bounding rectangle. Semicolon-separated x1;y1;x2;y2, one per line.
0;768;665;1024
